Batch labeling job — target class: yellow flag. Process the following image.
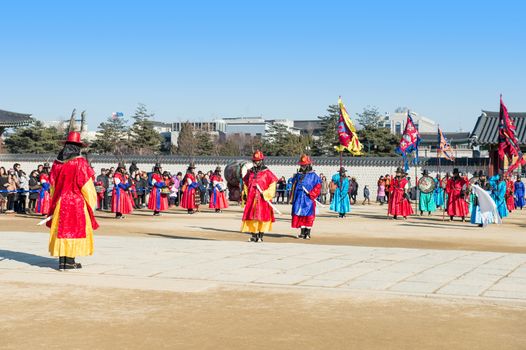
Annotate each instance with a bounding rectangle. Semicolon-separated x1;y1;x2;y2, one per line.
334;97;363;155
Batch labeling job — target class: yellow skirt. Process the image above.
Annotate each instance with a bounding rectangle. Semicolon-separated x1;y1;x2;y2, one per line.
241;220;273;233
48;200;94;257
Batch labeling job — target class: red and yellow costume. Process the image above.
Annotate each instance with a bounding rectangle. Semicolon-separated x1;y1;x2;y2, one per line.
112;172;133;214
148;173;169;212
209;173;229;210
36;173;51;215
446;176;470;217
241;151;278;233
506;179;515;212
181;172;198;210
47;156;99;257
388;176;413;217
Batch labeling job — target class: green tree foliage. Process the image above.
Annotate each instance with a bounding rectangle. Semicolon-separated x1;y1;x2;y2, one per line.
92;115;130;154
195;128;214;156
356;106;384;128
176;122;196;156
316;104;340;156
357;126;399;156
263;123;310;156
4;121;63;154
129;103;163;155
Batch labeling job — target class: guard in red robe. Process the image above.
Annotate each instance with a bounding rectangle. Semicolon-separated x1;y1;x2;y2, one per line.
148;164;169;216
446;168;470;221
209;166;229;212
46;131;99;270
506;177;515;213
112;163;133;218
388;167;414;219
36;163;51;215
180;163;198;214
241;150;278;243
290;155;322;239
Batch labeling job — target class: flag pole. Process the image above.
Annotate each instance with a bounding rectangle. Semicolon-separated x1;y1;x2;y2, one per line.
437;125;441;176
414;152;418;214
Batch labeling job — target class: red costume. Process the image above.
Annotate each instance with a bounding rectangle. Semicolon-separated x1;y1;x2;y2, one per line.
47;155;99;257
388;176;413;217
209;173;229;210
446;176;469;217
36;173;51;215
241;151;278;234
506;179;515;212
148;173;169;212
181;172;198;210
112;172;133;214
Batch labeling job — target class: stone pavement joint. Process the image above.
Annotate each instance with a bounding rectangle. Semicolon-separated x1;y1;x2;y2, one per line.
1;232;526;303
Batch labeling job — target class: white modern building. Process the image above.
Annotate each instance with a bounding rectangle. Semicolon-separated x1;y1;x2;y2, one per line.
381;110;438;134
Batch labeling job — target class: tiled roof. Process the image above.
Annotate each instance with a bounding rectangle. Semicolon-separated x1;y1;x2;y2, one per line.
0;109;32;127
419;132;471;145
470;110;526;146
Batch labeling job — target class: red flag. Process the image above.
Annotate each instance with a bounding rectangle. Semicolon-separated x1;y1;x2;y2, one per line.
498;96;525;175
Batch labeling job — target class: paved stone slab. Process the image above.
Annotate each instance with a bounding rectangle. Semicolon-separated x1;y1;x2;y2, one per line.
1;231;526;303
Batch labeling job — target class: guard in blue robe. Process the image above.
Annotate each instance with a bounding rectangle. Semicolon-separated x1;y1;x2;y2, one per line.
433;175;445;208
330;167;351;218
419;169;437;215
515;177;525;209
490;174;508;219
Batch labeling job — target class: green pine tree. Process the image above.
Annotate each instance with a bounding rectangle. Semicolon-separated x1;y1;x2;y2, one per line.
4;121;63;154
92;115;130;154
317;104;340;156
129;103;163;155
195;128;214;156
176;122;196;156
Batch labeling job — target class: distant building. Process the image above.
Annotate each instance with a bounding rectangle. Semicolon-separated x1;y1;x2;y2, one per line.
382;110;437;134
418;132;475;158
293;119;324;137
155;117;307;147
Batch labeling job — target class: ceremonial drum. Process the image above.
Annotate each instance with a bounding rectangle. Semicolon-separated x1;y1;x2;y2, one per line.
160;187;171;195
418;175;436;194
224;160;253;201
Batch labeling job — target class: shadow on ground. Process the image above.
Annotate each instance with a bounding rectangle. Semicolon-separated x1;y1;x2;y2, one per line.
0;249;57;269
146;233;213;241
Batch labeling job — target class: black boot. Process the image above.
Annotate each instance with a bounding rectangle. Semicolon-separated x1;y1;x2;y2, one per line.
59;256;66;270
257;233;264;243
298;228;305;239
304;228;311;240
248;234;257;242
153;211;160;216
65;257;82;269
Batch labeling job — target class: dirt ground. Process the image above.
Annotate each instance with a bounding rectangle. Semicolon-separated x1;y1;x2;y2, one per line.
1;281;525;350
2;204;526;349
2;203;525;253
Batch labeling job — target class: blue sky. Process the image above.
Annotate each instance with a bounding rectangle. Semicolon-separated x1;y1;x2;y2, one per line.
1;0;524;131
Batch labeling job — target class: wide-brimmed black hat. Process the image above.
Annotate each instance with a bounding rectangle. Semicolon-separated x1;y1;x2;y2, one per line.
453;168;460;174
339;167;346;174
215;166;222;172
188;162;196;169
421;169;429;176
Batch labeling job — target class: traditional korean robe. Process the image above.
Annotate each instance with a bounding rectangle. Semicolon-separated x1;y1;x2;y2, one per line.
241;167;278;233
148;173;169;212
290;171;322;228
112;172;133;214
209;174;229;210
388;177;413;217
446;177;470;217
329;173;350;214
47;157;99;257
